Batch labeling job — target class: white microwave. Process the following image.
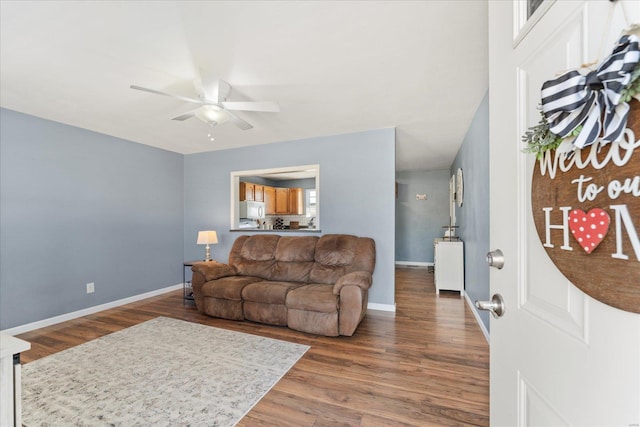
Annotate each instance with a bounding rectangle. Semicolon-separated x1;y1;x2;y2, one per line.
239;201;265;219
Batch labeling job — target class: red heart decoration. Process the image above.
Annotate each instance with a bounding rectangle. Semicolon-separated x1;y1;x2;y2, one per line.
568;208;611;254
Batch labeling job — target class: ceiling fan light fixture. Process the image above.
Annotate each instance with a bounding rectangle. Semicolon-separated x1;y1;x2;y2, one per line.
195;105;229;125
131;78;274;130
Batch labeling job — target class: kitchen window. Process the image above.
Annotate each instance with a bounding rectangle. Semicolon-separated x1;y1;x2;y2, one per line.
306;189;317;218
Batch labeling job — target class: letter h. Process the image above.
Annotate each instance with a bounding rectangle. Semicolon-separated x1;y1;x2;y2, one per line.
542;207;573;251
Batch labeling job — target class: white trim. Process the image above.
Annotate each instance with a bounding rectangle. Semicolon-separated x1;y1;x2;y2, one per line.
230;164;320;230
367;302;396;312
395;261;433;267
464;291;490;343
513;0;556;48
1;284;183;336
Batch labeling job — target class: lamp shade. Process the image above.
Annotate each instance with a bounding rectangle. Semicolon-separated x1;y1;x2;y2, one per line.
197;230;218;245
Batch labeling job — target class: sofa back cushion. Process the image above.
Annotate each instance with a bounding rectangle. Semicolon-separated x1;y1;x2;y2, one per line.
230;235;279;279
228;234;375;284
240;234;280;260
309;234;376;284
271;236;318;282
275;236;317;262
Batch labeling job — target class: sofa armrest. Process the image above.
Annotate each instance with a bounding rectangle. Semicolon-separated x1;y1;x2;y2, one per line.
333;271;373;295
190;262;237;312
191;262;237;282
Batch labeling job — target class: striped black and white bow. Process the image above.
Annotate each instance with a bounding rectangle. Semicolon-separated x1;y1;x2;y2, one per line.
541;34;640;149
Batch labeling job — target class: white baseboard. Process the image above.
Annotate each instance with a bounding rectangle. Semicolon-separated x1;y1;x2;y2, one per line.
1;283;183;336
464;291;490;343
367;302;396;312
395;261;434;267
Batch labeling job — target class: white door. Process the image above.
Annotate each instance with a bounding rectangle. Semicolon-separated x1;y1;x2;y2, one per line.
489;1;640;425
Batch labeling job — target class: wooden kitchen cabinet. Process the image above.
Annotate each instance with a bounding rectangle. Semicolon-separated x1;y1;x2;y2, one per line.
240;182;264;202
254;185;264;202
239;182;255;201
262;186;304;215
264;186;276;214
275;188;290;214
288;188;304;215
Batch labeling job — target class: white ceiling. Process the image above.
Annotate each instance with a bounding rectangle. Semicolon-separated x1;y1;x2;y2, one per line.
0;1;488;172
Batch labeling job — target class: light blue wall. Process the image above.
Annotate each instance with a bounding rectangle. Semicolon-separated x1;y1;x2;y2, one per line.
395;170;450;263
0;109;395;328
0;108;184;329
184;129;396;307
450;91;490;332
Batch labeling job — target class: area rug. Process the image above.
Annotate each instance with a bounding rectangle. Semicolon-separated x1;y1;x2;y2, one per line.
21;316;309;426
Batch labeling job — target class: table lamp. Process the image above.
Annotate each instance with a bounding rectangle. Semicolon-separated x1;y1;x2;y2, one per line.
197;230;218;261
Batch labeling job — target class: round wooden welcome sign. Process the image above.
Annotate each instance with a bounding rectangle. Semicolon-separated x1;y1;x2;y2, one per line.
531;100;640;313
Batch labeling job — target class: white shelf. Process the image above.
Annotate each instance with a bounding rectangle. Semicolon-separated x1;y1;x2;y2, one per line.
434;239;464;294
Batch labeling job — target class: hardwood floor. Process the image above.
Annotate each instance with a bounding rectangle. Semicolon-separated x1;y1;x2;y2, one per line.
17;267;489;426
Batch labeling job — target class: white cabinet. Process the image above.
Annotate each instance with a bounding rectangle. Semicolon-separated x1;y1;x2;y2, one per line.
433;239;464;294
1;333;30;427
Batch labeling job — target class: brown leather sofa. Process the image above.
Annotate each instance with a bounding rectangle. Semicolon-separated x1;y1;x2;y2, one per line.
191;234;376;336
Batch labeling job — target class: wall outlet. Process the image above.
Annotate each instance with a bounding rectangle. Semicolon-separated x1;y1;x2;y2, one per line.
86;282;95;294
416;194;428;201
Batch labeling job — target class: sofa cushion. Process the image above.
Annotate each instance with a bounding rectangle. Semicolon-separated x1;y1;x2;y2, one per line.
309;235;357;284
234;259;276;280
308;264;348;285
286;284;338;313
240;235;280;261
314;234;357;266
271;261;315;283
201;276;262;300
242;281;305;304
275;236;318;262
309;236;376;284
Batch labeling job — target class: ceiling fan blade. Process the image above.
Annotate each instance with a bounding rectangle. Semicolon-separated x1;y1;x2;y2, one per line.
226;110;253;130
222;101;280;112
171;111;196;121
130;85;202;104
212;80;232;103
197;71;231;103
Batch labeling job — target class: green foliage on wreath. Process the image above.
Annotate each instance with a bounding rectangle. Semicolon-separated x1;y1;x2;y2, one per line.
620;65;640;103
521;112;563;159
522;112;583;159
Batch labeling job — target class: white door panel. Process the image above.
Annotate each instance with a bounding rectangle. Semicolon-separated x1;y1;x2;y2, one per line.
519;374;571;426
489;0;640;426
517;9;590;343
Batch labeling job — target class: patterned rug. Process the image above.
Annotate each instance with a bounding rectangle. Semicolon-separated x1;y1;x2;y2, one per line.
22;317;309;426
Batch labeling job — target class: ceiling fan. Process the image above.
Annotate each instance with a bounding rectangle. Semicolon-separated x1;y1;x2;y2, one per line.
130;77;279;130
